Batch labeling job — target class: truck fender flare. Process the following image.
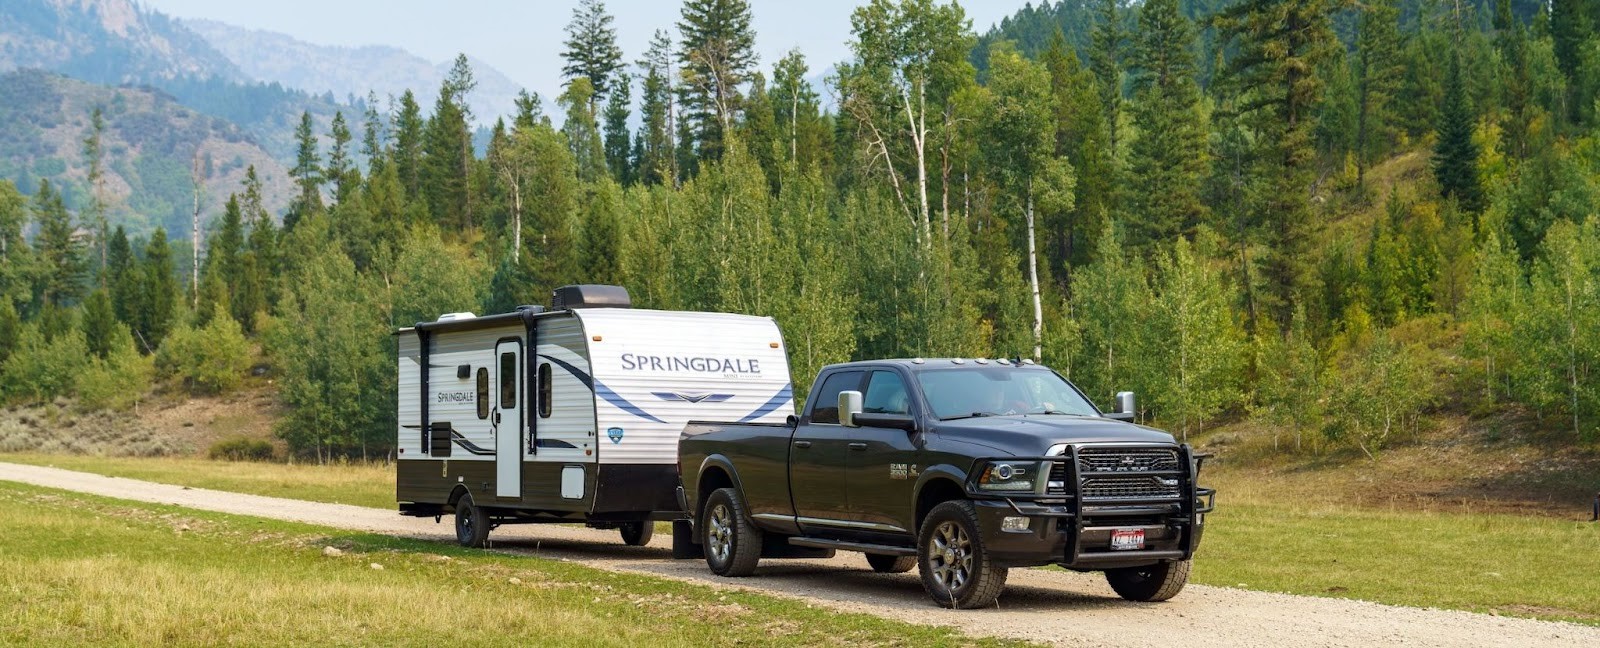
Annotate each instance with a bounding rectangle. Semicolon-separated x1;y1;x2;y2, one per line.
694;453;745;511
911;464;968;501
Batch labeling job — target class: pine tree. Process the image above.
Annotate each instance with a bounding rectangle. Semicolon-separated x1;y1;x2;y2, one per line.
82;288;118;359
513;89;544;130
771;48;827;172
636;30;678;186
422;74;474;229
741;71;780;192
1042;29;1111;271
286;111;324;229
1353;0;1402;187
1434;56;1485;213
106;226;134;324
0;300;18;366
137;228;178;348
1089;0;1128;161
392;90;425;201
561;0;626;110
361;91;387;176
31;179;86;307
602;72;633;184
1126;0;1208;252
82;106;108;279
207;194;246;325
326;111;357;204
1217;0;1340;330
677;0;758;163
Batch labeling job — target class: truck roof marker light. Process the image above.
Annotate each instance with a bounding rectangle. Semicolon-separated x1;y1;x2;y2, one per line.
912;357;925;364
951;358;965;365
1021;359;1035;365
975;358;989;365
997;358;1012;365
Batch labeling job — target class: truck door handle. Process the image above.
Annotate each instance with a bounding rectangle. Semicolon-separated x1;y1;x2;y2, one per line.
848;442;867;450
793;440;812;449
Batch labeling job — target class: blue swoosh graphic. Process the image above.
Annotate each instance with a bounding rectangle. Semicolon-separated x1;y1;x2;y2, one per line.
539;353;667;424
736;384;794;423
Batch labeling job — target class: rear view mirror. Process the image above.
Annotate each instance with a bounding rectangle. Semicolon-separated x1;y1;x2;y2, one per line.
1105;391;1136;422
839;390;863;427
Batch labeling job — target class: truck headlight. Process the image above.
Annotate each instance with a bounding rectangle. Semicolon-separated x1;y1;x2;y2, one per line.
977;462;1033;491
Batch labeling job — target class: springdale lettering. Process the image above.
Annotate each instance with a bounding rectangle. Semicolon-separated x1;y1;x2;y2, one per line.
620;353;761;375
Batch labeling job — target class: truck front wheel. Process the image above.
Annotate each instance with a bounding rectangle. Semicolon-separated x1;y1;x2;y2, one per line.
917;500;1007;608
1105;559;1191;602
702;488;761;577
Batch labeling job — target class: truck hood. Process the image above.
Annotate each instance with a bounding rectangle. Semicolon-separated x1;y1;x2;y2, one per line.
931;415;1176;455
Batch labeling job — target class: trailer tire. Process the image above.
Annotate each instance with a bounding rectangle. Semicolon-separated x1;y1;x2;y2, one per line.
866;553;916;573
702;487;761;577
1105;559;1190;602
619;520;654;546
917;500;1007;608
454;492;490;548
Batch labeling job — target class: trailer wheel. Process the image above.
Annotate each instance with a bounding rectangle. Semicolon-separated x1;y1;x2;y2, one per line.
454;492;490;548
702;487;761;577
917;500;1007;608
866;553;916;573
1105;559;1190;602
618;520;654;546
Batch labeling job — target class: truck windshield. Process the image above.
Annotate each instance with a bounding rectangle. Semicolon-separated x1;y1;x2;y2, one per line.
916;367;1099;420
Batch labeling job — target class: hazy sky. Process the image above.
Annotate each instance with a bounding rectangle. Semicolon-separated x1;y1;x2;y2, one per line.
139;0;1029;104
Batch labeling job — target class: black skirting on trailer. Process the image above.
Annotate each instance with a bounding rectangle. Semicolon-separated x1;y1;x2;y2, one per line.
396;460;680;518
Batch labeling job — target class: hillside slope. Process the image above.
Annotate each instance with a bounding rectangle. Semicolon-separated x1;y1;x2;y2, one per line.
0;69;293;236
185;18;524;124
0;0;240;84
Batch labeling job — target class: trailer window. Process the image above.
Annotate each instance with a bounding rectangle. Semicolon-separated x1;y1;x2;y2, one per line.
476;368;490;419
499;352;517;409
538;363;552;418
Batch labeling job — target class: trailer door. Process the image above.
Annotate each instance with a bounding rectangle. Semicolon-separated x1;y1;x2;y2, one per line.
494;339;523;498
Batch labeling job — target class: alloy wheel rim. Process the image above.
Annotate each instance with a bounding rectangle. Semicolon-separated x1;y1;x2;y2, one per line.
929;521;972;592
708;503;732;563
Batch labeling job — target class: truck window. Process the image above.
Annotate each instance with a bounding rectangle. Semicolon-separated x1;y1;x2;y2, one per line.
476;367;490;419
809;370;864;424
499;352;517;409
863;370;911;415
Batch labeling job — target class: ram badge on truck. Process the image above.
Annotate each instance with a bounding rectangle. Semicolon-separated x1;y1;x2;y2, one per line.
678;358;1215;608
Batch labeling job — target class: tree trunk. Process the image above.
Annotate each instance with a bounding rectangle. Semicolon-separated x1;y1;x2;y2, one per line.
191;152;201;309
1026;185;1043;362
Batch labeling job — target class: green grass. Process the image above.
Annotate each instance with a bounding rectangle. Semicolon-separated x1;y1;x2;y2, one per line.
0;482;1023;647
6;453;1598;625
1193;467;1600;624
0;453;395;509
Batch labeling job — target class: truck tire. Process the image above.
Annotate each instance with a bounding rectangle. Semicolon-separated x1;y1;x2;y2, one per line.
917;500;1007;608
702;487;761;577
1105;559;1190;602
618;520;654;546
454;492;490;548
866;553;916;573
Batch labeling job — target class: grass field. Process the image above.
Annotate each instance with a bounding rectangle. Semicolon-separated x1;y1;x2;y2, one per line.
4;452;1598;625
0;481;1022;647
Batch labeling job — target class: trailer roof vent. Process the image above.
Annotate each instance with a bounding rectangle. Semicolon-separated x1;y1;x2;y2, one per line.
552;285;632;310
436;312;477;322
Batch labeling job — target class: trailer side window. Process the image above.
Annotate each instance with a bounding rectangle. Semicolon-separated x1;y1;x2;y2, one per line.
476;368;490;419
538;363;552;418
499;352;517;409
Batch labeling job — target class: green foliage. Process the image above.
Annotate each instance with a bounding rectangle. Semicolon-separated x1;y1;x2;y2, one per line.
77;327;153;412
1323;323;1438;457
156;305;251;395
677;0;757;162
80;289;117;359
0;301;18;366
561;0;625;106
132;228;178;348
1146;235;1245;439
1253;307;1324;452
1433;58;1485;212
31;179;86;307
207;436;275;461
1126;0;1208;250
1;324;87;404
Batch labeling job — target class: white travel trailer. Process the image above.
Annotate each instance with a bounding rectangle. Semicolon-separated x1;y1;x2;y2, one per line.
395;285;793;548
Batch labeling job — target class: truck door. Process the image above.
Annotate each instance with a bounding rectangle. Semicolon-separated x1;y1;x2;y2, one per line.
493;339;523;499
788;369;862;530
845;369;920;534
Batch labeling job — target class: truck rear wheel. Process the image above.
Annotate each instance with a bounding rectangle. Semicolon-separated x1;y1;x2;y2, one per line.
866;553;916;573
454;492;490;548
702;487;761;577
917;500;1007;608
1105;559;1190;602
618;520;654;546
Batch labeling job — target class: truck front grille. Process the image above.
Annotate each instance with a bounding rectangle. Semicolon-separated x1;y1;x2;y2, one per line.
1080;476;1181;501
1076;447;1179;473
1047;447;1184;500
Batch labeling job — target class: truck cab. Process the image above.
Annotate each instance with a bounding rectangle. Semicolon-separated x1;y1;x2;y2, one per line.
679;358;1214;608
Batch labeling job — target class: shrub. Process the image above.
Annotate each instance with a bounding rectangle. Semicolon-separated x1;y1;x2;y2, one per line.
208;436;274;461
156;305;252;395
77;329;155;412
1;325;88;405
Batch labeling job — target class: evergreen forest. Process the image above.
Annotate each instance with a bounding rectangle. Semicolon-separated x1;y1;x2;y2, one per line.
2;0;1599;461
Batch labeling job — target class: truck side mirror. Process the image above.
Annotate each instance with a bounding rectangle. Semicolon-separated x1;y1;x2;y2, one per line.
839;390;863;427
1105;391;1136;422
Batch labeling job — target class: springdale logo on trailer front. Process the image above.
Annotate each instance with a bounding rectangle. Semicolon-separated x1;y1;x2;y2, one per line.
620;353;762;375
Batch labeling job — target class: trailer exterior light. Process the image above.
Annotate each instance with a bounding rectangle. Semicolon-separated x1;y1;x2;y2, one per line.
770;342;780;348
592;335;603;342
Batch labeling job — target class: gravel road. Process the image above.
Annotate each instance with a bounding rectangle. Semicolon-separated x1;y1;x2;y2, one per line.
2;461;1592;647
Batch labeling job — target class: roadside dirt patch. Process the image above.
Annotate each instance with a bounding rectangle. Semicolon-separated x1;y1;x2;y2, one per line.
0;385;281;458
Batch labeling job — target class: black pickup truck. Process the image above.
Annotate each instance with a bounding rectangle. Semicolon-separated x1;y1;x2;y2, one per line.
677;358;1214;608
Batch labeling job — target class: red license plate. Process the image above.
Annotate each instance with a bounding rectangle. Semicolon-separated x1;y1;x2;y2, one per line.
1110;528;1145;551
